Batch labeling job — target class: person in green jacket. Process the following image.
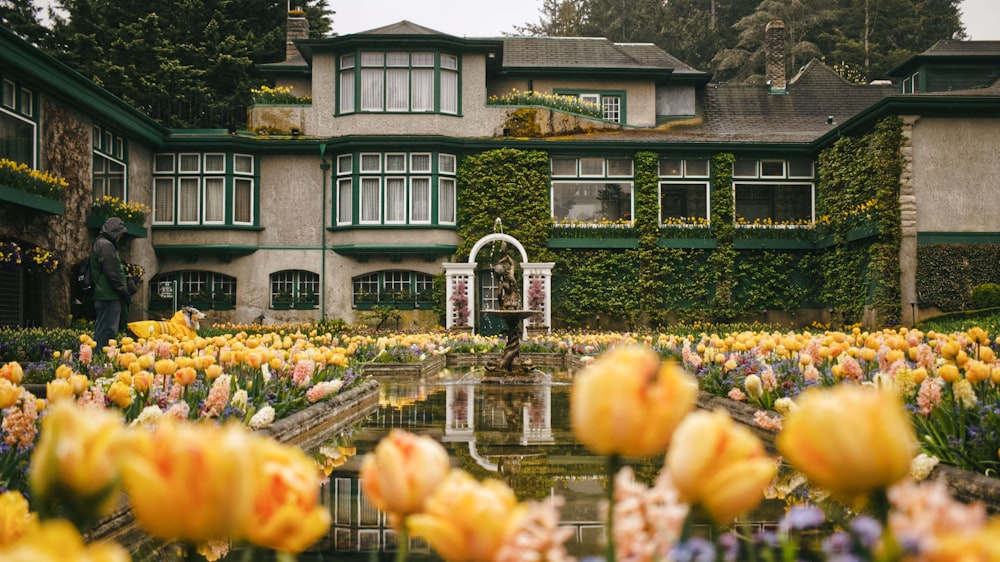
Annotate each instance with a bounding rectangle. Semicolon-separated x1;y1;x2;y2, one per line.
91;217;137;351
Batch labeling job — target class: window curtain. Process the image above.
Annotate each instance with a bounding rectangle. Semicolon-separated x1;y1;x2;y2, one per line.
439;178;456;223
361;69;384;111
153;178;175;223
386;178;406;222
411;178;430;222
178;178;200;222
360;178;380;222
234;178;252;223
412;69;434;111
204;178;225;222
386;69;409;111
338;179;352;224
440;70;458;114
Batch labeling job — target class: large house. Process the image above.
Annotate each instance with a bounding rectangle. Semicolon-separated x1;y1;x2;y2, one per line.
1;13;999;330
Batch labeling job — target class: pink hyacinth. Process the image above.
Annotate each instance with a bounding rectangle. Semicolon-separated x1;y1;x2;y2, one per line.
889;479;987;553
916;344;936;369
917;377;943;416
79;343;92;365
496;497;576;562
292;359;316;387
728;388;747;402
166;401;190;419
306;380;344;403
753;410;783;431
611;466;688;562
803;364;820;381
761;364;778;391
840;355;864;381
156;342;172;359
201;375;231;418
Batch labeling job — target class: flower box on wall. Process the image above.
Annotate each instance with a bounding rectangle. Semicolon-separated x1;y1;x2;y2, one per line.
0;184;65;215
733;238;816;250
657;238;717;249
87;214;147;238
293;302;318;310
272;302;292;310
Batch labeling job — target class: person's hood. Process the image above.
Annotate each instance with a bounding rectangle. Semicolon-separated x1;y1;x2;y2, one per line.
100;217;127;240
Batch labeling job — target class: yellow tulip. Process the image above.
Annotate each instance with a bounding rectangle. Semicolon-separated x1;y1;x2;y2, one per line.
119;418;256;543
570;346;696;457
777;385;915;502
54;364;73;380
0;519;129;562
68;374;89;395
29;401;126;519
107;381;133;409
132;370;153;393
0;491;38;546
242;436;331;553
0;379;20;409
174;366;197;386
407;470;526;562
666;409;776;523
359;429;451;520
205;364;223;380
937;363;960;383
154;359;176;377
0;362;23;384
44;379;73;402
922;517;1000;562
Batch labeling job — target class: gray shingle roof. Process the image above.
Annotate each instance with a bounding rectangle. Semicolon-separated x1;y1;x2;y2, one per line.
921;40;1000;57
501;36;703;73
357;21;451;36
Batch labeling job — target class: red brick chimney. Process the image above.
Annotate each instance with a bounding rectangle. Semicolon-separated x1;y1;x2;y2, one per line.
765;20;786;94
285;8;309;63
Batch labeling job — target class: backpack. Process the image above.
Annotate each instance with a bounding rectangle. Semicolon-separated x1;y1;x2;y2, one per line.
76;256;94;296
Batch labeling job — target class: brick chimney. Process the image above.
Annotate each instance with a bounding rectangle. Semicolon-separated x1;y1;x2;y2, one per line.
765;20;786;94
285;8;309;63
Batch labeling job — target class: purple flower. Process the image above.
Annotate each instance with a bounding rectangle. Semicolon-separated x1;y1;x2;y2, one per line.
779;505;826;533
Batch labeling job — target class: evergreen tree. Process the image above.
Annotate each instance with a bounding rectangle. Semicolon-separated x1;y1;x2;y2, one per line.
0;0;49;45
580;0;666;43
46;0;332;128
513;0;585;36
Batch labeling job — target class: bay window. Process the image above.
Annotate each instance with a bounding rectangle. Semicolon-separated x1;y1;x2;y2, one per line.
335;151;457;226
152;152;257;226
339;51;460;115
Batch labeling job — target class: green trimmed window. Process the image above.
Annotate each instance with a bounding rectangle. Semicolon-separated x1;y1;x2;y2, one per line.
336;151;456;227
659;157;710;224
352;270;434;308
148;270;236;311
93;125;127;202
270;270;319;309
550;157;634;224
554;89;625;122
338;51;459;115
0;77;36;167
152;153;256;226
733;158;815;224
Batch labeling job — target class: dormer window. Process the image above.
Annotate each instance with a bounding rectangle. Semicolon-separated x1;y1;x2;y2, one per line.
338;51;460;115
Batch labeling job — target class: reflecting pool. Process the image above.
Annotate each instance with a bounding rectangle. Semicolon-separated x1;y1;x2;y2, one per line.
295;369;796;561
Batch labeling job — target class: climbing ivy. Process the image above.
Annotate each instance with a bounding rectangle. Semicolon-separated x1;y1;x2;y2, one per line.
709;153;736;320
455;148;554;263
917;244;1000;311
816;116;903;325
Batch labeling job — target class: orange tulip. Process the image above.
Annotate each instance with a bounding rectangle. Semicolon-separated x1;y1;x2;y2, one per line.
173;366;197;386
242;436;331;553
0;362;23;384
119;418;255;542
0;379;20;409
359;429;451;520
0;491;38;546
777;385;915;502
571;345;696;457
407;470;526;562
0;519;129;562
666;409;776;523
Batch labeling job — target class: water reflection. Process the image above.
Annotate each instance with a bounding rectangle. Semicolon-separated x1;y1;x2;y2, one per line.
302;370;794;561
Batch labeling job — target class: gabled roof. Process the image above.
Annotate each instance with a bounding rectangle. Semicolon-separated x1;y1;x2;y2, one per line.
357;21;451;36
502;36;699;72
888;40;1000;76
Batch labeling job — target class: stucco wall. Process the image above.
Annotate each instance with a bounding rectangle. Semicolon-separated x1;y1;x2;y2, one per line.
911;117;1000;232
491;78;657;127
294;52;508;138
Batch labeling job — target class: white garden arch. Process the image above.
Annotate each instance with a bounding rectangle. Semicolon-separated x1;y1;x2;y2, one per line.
443;233;553;333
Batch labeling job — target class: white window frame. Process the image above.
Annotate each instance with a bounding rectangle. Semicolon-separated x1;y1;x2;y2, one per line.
233;177;254;225
153;177;175;224
204;153;226;174
384;176;407;224
438;177;456;225
359;177;382;224
177;177;202;225
410;177;432;224
659;181;711;225
734;182;816;225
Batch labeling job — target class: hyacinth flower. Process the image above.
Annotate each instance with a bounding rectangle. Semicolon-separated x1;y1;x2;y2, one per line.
570;345;697;562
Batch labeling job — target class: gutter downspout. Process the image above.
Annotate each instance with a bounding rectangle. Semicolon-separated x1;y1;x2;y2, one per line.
319;143;329;321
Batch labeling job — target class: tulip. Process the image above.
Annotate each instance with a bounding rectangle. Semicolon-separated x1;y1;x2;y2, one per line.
43;379;73;402
777;385;915;504
107;380;133;409
360;429;451;520
0;362;23;384
0;519;129;562
570;345;696;458
132;370;153;393
174;366;197;386
0;491;38;546
29;401;126;525
408;470;526;562
119;418;256;542
922;518;1000;562
666;409;776;523
242;435;331;553
0;379;20;409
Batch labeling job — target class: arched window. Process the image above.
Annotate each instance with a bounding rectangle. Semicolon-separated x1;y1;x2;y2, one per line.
270;270;319;309
352;270;434;309
148;270;237;311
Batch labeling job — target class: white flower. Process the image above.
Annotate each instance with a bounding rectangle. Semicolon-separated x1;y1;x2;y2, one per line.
231;389;248;411
773;397;797;415
248;405;275;430
910;453;940;481
130;405;163;428
261;363;271;383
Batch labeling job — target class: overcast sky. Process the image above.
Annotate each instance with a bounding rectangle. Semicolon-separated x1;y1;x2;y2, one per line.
36;0;1000;42
330;0;1000;40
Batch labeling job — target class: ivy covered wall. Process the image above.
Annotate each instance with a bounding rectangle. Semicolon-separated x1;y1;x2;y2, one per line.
917;244;1000;311
454;117;907;329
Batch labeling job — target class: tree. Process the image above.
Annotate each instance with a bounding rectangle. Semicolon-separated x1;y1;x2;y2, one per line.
513;0;585;36
45;0;333;128
579;0;666;43
0;0;49;45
